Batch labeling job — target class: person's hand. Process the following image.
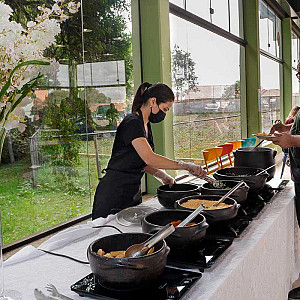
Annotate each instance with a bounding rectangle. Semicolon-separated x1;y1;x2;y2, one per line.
178;161;207;178
153;170;175;187
265;132;295;148
270;123;289;134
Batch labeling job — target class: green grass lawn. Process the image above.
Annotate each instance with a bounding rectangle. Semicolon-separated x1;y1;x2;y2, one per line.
0;154;110;244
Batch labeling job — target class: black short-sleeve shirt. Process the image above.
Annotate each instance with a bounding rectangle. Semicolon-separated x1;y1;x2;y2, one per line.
290;111;300;182
106;113;154;174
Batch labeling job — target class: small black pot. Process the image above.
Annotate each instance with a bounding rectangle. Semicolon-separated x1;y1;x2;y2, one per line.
201;180;249;203
141;210;209;252
157;183;200;209
175;195;240;223
213;167;269;192
87;233;169;290
233;147;277;181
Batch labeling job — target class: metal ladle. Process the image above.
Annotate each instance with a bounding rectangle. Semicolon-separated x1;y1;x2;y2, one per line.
203;175;226;188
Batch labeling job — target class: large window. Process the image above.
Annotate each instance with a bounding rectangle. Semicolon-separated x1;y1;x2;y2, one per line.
292;32;300;107
259;0;281;58
170;7;243;162
259;55;281;132
0;0;134;244
170;0;242;37
259;1;282;133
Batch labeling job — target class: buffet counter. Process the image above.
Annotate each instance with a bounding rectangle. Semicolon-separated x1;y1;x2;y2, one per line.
3;183;300;300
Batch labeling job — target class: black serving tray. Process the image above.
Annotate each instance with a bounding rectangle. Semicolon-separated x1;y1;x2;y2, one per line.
71;267;201;300
167;237;232;269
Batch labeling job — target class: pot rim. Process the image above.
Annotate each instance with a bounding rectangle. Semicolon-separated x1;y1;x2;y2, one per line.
214;166;268;177
157;183;199;193
143;209;206;229
235;147;274;152
201;179;249;190
88;232;166;260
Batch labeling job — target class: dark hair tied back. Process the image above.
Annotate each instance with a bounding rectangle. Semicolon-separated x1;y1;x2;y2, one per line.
132;82;174;113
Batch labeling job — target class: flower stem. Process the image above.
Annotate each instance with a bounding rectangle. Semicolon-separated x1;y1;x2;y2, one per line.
0;128;6;164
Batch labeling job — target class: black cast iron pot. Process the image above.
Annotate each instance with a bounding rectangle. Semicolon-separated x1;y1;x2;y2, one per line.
87;233;169;290
175;195;240;223
157;183;200;209
233;147;277;181
201;180;249;203
213;167;269;192
141;210;209;252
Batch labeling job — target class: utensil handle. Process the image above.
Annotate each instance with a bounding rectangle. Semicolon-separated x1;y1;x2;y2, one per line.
254;139;264;149
177;205;205;227
255;164;276;176
213;181;244;206
144;223;175;249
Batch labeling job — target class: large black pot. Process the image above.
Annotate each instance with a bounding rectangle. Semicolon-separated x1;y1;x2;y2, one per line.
233;147;277;181
141;210;209;252
201;180;249;203
213;167;269;192
157;183;200;209
175;195;240;223
87;233;169;290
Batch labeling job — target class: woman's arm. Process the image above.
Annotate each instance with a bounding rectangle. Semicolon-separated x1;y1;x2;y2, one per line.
132;137;206;177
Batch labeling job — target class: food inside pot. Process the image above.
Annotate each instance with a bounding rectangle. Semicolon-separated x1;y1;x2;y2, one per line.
96;247;155;258
208;183;231;190
181;199;232;210
171;220;196;227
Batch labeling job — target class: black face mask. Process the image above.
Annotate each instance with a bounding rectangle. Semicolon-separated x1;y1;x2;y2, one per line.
149;106;166;123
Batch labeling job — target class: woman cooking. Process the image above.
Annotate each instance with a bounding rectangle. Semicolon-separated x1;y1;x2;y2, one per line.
92;82;207;220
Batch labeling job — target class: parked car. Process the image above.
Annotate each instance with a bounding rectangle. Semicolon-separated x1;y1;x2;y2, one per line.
75;118;95;140
204;102;220;112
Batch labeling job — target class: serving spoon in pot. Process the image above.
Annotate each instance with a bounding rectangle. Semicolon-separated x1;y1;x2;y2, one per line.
212;181;245;207
203;175;226;188
125;204;206;258
125;223;175;258
255;164;276;176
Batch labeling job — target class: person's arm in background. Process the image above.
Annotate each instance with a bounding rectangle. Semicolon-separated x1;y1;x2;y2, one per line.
132;137;206;178
266;132;300;148
145;166;175;186
270;122;293;134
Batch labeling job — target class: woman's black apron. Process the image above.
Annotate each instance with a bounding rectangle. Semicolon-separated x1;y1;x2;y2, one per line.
92;109;153;220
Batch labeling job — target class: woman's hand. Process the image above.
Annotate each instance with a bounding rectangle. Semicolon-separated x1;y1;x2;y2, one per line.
179;161;207;178
265;132;295;148
160;173;175;186
152;169;175;186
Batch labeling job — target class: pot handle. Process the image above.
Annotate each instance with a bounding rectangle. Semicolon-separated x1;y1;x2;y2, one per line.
233;150;236;157
149;228;160;235
273;150;277;158
192;222;209;237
